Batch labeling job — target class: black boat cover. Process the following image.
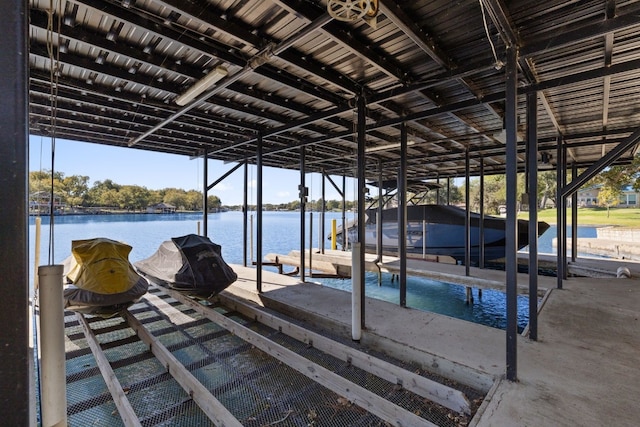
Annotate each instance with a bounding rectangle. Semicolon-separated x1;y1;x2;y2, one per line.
135;234;237;296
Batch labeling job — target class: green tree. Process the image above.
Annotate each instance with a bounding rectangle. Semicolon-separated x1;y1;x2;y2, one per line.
185;190;202;211
538;171;557;209
61;175;90;208
164;188;188;210
117;185;150;211
207;194;221;211
597;186;621;217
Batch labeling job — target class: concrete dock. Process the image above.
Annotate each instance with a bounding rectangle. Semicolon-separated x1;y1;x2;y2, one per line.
222;262;640;426
266;249;558;295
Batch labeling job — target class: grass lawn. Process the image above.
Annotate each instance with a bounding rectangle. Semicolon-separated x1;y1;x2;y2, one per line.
520;207;640;227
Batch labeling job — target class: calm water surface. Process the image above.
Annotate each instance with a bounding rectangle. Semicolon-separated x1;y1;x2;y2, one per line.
29;211;587;331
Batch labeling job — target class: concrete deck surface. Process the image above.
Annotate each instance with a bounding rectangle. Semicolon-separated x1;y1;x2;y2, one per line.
475;276;640;427
226;264;640;426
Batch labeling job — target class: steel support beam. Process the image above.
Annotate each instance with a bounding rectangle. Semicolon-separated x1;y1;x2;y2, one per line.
479;157;485;269
561;144;568;279
243;161;248;266
571;163;578;263
0;1;30;424
206;162;244;192
342;175;347;250
256;133;263;292
321;169;326;254
398;122;408;307
300;146;306;282
561;127;640;199
203;149;208;236
357;95;366;324
377;160;383;262
505;45;519;382
556;135;565;289
526;92;539;341
465;148;471;275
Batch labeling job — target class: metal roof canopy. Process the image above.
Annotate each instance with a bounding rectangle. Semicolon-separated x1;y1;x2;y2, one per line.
28;0;640;183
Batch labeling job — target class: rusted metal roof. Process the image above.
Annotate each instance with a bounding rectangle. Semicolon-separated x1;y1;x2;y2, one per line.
28;0;640;182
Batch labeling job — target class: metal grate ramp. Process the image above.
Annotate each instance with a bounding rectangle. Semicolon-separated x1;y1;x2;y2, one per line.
66;283;483;426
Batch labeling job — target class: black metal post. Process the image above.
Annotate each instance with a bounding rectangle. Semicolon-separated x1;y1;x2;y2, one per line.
357;95;367;324
479;156;485;269
377;159;383;262
321;169;326;254
571;163;578;262
0;2;29;424
505;45;519;382
465;148;471;275
342;175;347;250
436;176;441;204
447;178;451;205
300;146;306;282
561;144;568;278
256;133;263;292
243;161;248;266
526;91;539;341
203;149;208;236
398;123;408;307
556;134;564;289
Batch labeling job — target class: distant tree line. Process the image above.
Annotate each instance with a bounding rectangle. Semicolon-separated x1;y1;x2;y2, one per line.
29;170;221;212
31;161;639;215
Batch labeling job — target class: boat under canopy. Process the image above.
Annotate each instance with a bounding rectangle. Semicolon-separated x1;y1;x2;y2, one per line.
62;237;148;316
332;204;550;263
135;234;237;297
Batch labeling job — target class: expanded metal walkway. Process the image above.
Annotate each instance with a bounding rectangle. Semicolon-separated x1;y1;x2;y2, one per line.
63;283;485;426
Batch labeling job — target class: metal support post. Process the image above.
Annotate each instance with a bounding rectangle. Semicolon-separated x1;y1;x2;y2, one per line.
398;122;408;307
321;169;326;254
377;159;383;262
465;148;471;275
202;149;208;236
342;175;347;250
256;133;263;292
357;95;367;325
556;135;564;289
479;156;485;269
561;144;568;279
505;45;519;382
571;163;578;262
0;4;30;423
300;146;306;282
526;91;539;341
243;161;248;266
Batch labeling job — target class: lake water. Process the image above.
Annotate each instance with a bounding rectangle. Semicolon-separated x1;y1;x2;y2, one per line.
29;211;589;332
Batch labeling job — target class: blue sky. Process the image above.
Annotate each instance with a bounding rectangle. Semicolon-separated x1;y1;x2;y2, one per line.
29;136;355;206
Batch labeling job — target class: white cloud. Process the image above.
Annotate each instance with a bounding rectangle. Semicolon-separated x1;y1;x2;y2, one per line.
212;183;232;191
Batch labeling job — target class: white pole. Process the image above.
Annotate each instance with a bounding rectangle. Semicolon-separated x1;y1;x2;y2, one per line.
351;243;362;341
197;220;201;236
38;264;67;427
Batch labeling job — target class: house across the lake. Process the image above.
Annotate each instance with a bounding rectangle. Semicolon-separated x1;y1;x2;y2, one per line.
577;185;639;208
146;202;177;214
